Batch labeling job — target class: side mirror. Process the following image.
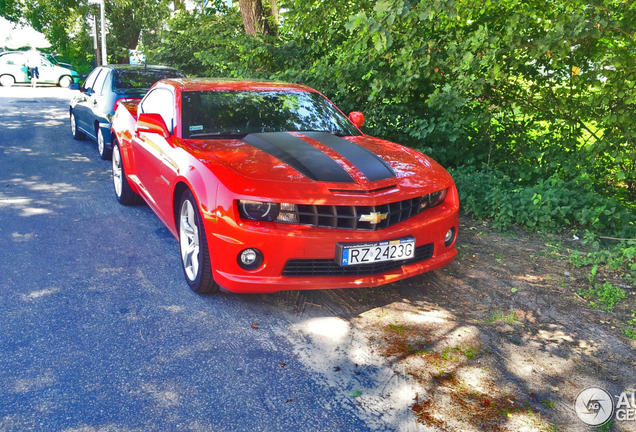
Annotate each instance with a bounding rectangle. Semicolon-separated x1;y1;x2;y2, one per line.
136;113;170;138
349;111;364;129
69;83;80;90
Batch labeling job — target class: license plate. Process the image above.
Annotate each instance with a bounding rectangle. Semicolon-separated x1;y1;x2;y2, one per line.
336;236;416;266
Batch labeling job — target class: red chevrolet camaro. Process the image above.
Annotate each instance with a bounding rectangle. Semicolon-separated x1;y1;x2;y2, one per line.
110;78;459;294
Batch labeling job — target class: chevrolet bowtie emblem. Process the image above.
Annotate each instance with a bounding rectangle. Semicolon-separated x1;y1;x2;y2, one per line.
359;212;388;224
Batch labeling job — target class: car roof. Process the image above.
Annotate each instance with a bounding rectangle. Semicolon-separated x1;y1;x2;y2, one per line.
156;78;317;93
103;64;182;72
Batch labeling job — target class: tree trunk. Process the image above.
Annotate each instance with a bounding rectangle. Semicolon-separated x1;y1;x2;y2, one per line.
173;0;184;12
238;0;277;36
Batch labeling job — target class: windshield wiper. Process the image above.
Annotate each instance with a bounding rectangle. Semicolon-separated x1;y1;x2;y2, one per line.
189;131;248;138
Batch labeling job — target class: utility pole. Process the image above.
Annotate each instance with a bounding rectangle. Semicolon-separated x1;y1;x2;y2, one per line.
100;0;107;65
93;14;100;66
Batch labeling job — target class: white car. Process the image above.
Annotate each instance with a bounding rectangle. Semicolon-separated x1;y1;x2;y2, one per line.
0;51;79;87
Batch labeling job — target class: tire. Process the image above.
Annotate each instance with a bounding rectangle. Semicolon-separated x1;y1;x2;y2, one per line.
59;76;72;88
70;111;86;140
112;140;143;206
0;75;15;87
97;127;112;160
179;190;219;294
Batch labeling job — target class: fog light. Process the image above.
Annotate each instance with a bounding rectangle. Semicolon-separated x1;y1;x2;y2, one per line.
444;228;456;247
238;248;263;270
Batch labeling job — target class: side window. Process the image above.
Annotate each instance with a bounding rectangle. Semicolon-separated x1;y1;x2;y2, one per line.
140;88;175;134
93;69;109;96
99;71;112;94
2;54;23;66
82;68;101;93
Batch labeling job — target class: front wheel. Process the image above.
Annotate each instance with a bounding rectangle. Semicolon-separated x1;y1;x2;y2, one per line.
112;140;142;206
70;111;86;140
59;76;72;88
179;190;219;294
0;75;15;87
98;128;112;160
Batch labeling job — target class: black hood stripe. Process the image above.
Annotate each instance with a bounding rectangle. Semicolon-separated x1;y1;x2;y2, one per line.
304;132;396;182
242;132;355;183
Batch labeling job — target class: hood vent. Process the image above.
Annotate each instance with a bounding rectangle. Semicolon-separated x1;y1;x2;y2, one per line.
329;185;397;195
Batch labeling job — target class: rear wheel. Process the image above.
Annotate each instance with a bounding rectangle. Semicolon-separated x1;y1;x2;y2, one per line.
179;190;219;294
70;111;86;140
59;76;72;88
0;75;15;87
97;128;112;160
112;140;142;205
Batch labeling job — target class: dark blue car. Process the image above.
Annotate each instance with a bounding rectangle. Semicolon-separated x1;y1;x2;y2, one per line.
69;65;184;159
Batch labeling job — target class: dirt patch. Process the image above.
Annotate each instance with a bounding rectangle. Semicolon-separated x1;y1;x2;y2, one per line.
352;217;636;431
263;215;636;431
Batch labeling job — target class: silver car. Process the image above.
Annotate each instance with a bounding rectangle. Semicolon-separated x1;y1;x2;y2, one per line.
69;64;184;159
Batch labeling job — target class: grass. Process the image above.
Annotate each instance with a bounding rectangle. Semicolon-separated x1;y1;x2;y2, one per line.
541;399;554;409
388;323;404;334
440;345;480;361
625;315;636;340
486;310;517;324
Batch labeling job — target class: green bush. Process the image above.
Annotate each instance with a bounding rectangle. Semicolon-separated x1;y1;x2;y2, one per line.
450;166;636;237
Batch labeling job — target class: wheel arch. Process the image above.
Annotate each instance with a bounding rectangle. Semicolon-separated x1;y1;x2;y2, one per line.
0;74;16;85
172;171;217;234
173;181;191;233
58;75;72;86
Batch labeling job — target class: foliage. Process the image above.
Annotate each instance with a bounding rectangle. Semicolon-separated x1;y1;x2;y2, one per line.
145;2;282;77
106;0;171;63
1;0;95;72
577;264;627;311
450;166;636;237
625;313;636;340
340;0;636;201
569;236;636;280
1;0;171;68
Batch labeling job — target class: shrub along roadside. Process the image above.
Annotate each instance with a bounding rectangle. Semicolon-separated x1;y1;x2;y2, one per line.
450;166;636;237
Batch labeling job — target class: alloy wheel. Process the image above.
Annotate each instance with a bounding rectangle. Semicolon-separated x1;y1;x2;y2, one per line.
180;199;200;281
112;145;123;198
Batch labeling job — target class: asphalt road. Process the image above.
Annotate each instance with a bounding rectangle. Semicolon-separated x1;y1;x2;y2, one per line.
0;86;428;432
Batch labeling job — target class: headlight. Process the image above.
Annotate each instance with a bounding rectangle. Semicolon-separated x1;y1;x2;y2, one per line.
239;200;280;221
238;201;299;223
428;188;448;207
419;188;448;210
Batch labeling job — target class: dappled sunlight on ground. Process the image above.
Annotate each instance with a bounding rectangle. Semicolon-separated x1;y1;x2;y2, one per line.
21;288;60;301
0;197;53;217
54;154;91;163
9;177;81;194
286;314;426;432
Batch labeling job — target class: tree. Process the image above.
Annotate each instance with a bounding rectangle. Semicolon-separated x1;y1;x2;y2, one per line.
106;0;170;63
238;0;277;35
1;0;171;67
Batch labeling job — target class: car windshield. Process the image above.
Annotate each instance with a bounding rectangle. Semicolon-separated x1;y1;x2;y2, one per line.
181;90;360;138
113;69;184;91
44;54;59;65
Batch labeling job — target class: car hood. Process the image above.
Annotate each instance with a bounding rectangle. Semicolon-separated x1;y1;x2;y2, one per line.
185;131;452;196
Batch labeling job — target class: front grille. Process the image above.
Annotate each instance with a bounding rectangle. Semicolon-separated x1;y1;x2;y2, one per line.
295;195;428;231
282;243;434;277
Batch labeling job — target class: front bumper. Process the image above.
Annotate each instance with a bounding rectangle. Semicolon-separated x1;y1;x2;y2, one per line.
207;202;459;293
